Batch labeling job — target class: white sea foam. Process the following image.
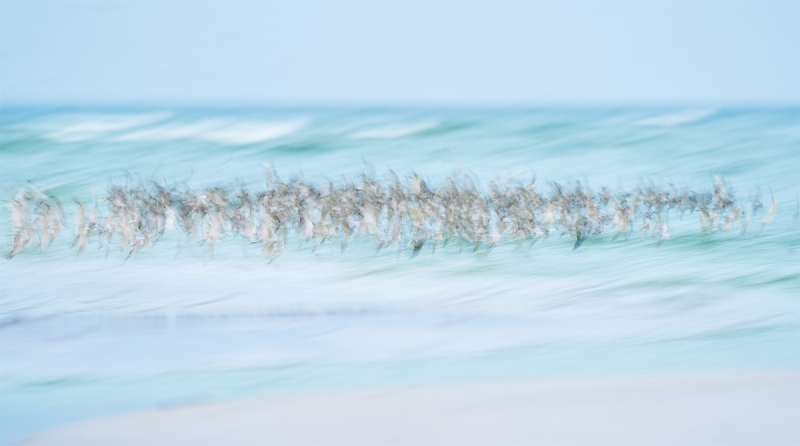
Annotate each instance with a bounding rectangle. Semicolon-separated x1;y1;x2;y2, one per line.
113;119;305;145
201;120;306;145
637;109;718;127
113;119;231;142
39;113;172;142
351;122;439;139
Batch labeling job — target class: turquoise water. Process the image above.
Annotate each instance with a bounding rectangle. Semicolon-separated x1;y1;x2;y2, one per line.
1;107;799;444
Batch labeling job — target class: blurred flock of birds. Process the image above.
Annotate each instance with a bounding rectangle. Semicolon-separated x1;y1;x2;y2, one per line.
6;168;776;260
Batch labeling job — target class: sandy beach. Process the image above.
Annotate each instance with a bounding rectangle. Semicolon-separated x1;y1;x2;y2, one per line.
20;371;800;446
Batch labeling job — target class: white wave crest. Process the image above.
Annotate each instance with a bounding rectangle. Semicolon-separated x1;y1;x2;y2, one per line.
113;119;306;145
202;121;306;145
637;110;718;127
39;113;172;142
351;122;439;139
113;120;223;142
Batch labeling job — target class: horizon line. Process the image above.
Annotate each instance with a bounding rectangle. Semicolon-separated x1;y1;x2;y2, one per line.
1;100;799;111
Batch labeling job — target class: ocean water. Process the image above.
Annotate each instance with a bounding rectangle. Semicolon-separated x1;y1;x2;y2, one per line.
1;106;798;444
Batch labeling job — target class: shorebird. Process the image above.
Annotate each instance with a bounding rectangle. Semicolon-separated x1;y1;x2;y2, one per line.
8;226;35;259
73;199;97;253
4;173;767;259
657;223;671;246
762;189;776;225
573;216;592;250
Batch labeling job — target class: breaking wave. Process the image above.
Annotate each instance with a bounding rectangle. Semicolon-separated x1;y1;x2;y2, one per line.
351;122;440;139
113;119;306;145
637;109;719;127
34;113;173;142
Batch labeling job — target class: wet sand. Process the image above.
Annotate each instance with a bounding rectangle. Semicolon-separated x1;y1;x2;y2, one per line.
20;372;800;446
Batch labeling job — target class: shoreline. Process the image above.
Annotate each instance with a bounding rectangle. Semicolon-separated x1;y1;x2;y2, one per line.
19;371;800;446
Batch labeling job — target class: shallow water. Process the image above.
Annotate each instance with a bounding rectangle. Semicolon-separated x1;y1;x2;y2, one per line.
1;106;799;445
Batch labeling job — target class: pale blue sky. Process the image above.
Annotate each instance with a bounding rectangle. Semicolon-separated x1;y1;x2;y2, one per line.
1;0;798;106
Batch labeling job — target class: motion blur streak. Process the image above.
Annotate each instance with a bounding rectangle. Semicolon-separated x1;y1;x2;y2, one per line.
1;107;798;445
6;174;769;260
